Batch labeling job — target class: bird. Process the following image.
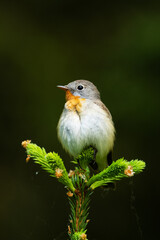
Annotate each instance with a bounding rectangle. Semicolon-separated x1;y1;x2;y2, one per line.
57;80;115;171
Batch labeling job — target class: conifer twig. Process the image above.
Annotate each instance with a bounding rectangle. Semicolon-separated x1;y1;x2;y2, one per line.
87;158;145;189
21;140;145;240
22;140;75;192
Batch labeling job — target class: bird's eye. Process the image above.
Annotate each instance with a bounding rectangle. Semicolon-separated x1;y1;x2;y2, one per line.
77;85;83;90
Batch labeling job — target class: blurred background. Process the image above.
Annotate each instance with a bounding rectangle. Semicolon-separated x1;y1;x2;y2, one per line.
0;1;160;239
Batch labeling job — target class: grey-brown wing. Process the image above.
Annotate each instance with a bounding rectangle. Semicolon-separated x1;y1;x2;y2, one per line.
93;99;112;119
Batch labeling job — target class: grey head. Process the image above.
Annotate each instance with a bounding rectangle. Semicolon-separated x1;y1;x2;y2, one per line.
63;80;101;100
57;79;112;118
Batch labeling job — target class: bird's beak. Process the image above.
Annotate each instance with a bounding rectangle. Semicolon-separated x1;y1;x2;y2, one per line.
57;85;68;91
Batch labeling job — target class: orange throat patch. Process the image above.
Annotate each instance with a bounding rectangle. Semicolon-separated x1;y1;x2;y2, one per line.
65;90;85;112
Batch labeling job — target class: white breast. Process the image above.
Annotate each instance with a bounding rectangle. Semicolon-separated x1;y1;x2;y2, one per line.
57;99;115;169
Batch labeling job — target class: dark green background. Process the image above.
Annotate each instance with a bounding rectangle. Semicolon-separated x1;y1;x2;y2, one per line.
1;1;160;239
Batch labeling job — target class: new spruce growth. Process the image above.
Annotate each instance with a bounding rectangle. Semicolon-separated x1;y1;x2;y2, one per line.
22;140;145;240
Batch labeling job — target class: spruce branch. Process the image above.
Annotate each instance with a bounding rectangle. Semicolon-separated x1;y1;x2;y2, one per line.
71;232;88;240
87;158;146;189
75;147;94;170
22;141;75;192
68;174;92;237
21;140;146;240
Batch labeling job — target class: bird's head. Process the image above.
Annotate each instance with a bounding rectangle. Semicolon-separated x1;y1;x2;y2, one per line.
57;80;100;101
